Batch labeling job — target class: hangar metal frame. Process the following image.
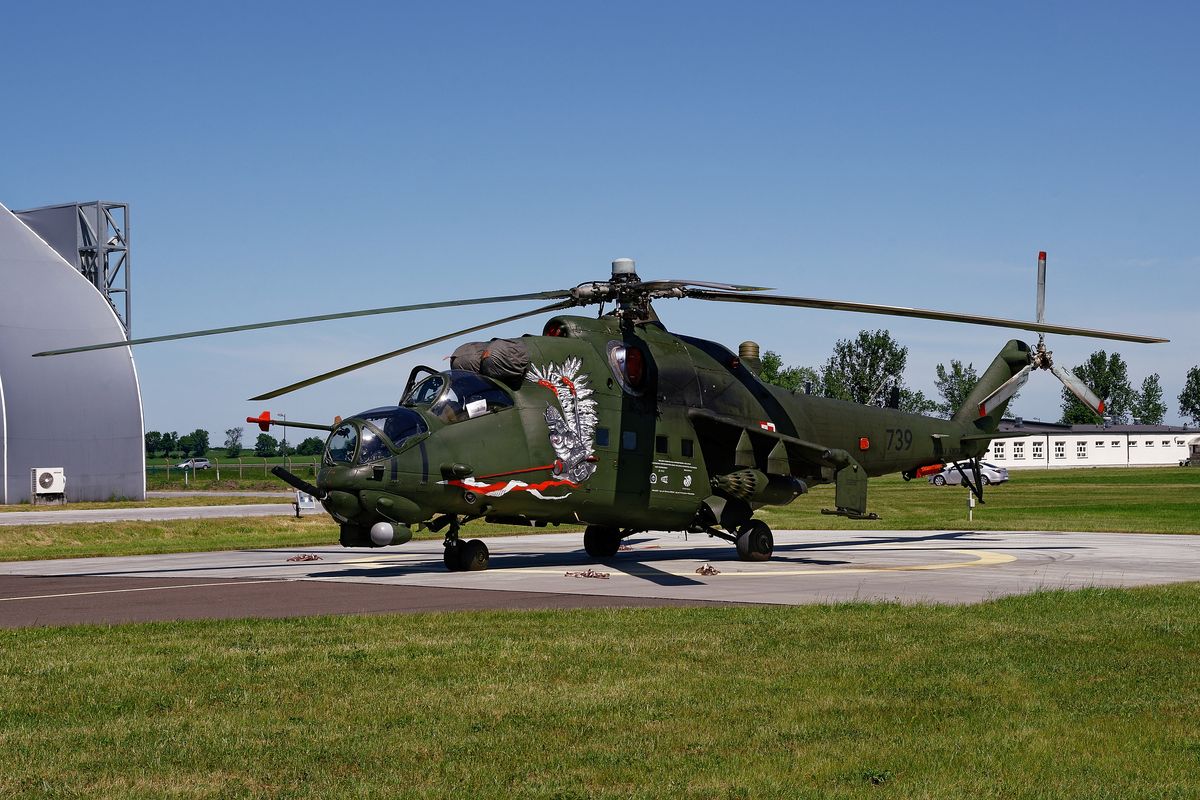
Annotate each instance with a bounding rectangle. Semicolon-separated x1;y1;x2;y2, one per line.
14;201;131;336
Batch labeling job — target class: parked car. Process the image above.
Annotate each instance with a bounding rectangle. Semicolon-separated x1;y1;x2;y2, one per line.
176;458;212;470
928;461;1009;486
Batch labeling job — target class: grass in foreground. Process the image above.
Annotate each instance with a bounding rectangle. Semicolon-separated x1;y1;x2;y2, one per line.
1;584;1197;798
0;495;288;513
761;466;1200;534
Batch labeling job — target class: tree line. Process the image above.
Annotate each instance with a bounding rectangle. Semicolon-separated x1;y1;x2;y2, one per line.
144;426;325;459
759;329;1200;426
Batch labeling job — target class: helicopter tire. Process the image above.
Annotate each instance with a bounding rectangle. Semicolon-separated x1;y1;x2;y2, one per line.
932;475;947;486
443;543;464;571
735;520;773;562
460;539;490;571
583;525;621;559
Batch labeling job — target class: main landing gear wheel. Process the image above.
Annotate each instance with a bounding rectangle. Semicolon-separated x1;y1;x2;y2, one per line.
459;539;490;571
444;539;490;571
583;525;622;559
735;520;773;562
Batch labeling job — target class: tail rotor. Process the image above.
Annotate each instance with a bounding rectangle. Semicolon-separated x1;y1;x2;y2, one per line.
976;251;1107;418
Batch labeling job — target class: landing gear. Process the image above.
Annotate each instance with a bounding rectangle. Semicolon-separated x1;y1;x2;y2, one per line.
441;517;490;571
735;520;773;562
583;525;622;559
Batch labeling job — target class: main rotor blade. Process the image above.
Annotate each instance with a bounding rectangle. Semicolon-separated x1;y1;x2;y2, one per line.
32;290;574;357
640;279;773;293
685;290;1168;344
977;365;1032;418
1051;363;1106;415
248;300;574;401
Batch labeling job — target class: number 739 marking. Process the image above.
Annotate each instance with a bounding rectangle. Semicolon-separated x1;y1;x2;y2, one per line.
886;428;913;451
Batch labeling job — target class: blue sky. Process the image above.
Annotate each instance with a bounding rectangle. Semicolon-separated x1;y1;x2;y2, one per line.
4;1;1197;441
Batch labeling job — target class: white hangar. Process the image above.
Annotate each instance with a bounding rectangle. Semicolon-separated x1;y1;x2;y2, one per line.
0;202;144;503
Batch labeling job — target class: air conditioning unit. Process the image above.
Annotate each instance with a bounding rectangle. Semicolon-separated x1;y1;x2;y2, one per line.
31;467;66;495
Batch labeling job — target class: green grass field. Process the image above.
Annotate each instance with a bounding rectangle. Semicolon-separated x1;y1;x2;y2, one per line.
0;467;1195;562
1;584;1197;798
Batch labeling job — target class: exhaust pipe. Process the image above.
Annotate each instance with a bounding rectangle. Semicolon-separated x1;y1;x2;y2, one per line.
271;466;325;500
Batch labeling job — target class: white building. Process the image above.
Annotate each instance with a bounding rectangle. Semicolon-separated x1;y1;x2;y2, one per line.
983;420;1200;469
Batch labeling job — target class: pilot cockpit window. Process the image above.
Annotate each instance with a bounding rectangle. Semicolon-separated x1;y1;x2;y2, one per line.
428;370;514;423
357;425;391;464
325;424;359;464
403;375;446;407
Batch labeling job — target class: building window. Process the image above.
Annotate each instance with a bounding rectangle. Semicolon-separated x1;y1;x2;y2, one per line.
1013;441;1024;459
1095;440;1105;448
655;435;669;454
1112;440;1121;448
1054;441;1066;459
1077;441;1088;459
1032;441;1044;459
1129;440;1137;448
993;442;1005;459
1146;440;1154;448
1163;440;1171;448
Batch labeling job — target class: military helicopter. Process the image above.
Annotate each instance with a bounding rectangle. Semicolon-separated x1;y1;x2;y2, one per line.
37;253;1166;571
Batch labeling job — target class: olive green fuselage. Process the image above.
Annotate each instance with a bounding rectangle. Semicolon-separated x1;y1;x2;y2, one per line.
317;314;1024;538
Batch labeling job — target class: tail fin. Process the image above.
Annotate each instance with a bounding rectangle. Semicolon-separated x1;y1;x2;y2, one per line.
953;340;1033;431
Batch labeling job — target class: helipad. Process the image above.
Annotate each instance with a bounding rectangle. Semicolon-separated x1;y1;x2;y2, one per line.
0;529;1196;626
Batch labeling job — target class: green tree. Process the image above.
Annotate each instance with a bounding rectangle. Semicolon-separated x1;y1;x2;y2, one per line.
933;360;980;418
1060;351;1135;425
1131;374;1167;425
254;433;278;458
178;432;196;457
759;351;820;394
278;441;296;457
1179;366;1200;426
821;330;909;406
160;431;179;458
144;431;163;457
224;427;243;458
189;429;210;457
899;388;940;415
296;436;325;456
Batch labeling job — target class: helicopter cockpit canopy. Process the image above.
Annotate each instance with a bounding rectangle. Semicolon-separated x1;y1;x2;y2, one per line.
326;406;428;465
401;370;514;423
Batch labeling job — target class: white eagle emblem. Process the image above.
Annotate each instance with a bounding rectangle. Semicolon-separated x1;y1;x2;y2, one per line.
527;356;598;484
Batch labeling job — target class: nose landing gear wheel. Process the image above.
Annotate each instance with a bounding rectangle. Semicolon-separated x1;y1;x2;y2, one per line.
583;525;622;559
735;520;773;562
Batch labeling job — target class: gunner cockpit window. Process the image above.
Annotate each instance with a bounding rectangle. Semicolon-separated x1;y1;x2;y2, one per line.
351;407;428;463
325;424;359;464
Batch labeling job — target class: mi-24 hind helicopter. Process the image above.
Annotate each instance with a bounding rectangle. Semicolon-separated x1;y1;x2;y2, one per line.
37;252;1167;571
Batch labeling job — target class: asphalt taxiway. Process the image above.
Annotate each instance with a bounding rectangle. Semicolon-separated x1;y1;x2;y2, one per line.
1;529;1196;627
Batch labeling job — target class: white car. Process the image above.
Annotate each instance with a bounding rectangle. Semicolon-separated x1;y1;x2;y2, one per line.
176;458;212;470
928;462;1009;486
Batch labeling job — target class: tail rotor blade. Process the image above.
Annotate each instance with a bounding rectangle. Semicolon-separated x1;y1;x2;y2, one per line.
977;365;1032;417
1051;363;1106;415
1036;251;1047;324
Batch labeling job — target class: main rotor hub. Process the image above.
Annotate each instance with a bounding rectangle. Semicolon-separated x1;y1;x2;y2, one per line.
610;257;638;283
